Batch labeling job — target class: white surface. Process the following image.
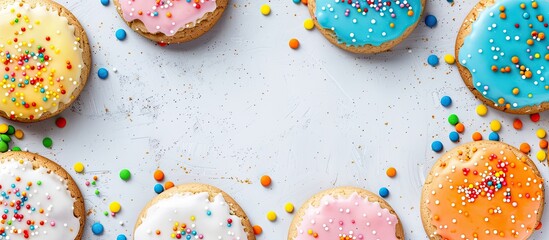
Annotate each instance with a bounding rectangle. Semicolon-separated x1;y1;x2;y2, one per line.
7;0;549;239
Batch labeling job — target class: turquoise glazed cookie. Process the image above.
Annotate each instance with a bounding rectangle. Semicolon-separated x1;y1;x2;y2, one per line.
308;0;425;53
457;0;549;114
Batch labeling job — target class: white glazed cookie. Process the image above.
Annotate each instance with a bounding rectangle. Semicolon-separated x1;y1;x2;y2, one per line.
134;183;255;240
0;151;85;239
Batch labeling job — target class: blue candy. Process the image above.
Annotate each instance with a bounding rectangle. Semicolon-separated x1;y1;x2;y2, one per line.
379;187;389;198
440;96;452;107
292;0;301;3
115;29;127;41
91;222;104;235
100;0;109;6
449;132;459;142
425;15;437;28
427;55;439;66
98;68;109;79
154;184;164;194
117;234;127;240
489;132;500;141
431;141;443;152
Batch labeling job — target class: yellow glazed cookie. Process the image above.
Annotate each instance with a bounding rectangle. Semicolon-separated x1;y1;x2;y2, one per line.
0;0;90;122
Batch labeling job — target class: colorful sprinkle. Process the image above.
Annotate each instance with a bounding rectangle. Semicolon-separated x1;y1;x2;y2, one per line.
425;15;437;28
427;55;439;66
252;225;263;235
260;175;272;187
304;18;314;30
444;54;456;64
100;0;110;6
74;162;84;173
520;143;531;154
378;187;390;198
472;132;483;141
386;167;397;177
448;114;459;125
440;96;452;107
109;201;122;213
449;131;460;142
455;123;465;133
489;132;500;141
266;211;277;221
98;68;109;79
153;169;165;181
476;105;488;116
536;150;546;161
260;4;271;15
490;120;502;132
513;118;523;130
119;169;131;181
164;181;175;190
289;38;300;49
42;137;53;148
91;222;104;235
536;129;546;138
115;29;127;41
530;113;540;122
284;202;295;213
154;183;164;194
431;141;443;152
117;234;127;240
14;129;24;139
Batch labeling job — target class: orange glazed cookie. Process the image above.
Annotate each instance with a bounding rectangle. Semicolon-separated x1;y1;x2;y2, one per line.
421;141;544;239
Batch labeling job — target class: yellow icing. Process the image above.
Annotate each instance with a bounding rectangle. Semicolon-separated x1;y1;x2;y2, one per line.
0;1;84;120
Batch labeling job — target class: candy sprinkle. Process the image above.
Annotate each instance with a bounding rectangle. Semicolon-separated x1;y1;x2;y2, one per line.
0;124;8;133
472;132;483;141
476;105;488;116
444;54;456;65
440;96;452;107
520;143;531;154
536;150;546;162
448;114;459;125
530;113;541;122
91;222;104;235
260;175;272;187
153;169;165;182
98;68;109;79
427;55;439;66
386;167;397;177
431;141;443;152
115;29;127;41
489;132;500;141
266;211;277;221
119;169;131;181
449;131;460;142
536;129;546;139
425;15;438;28
455;123;465;133
164;181;175;190
253;225;263;235
513;118;523;130
304;18;314;30
289;38;300;49
55;117;67;128
109;201;122;213
0;141;8;153
379;187;390;198
100;0;110;6
154;184;164;194
42;137;53;148
284;202;295;213
260;4;271;15
490;120;502;132
117;234;127;240
74;162;85;173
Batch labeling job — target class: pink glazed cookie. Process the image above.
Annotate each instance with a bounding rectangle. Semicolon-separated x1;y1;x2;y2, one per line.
288;187;404;240
114;0;228;44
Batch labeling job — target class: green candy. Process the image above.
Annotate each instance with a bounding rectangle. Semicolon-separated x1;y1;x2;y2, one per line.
6;125;15;135
119;169;131;181
1;134;11;143
37;180;42;185
42;137;53;148
12;146;21;151
0;141;8;153
448;114;459;126
103;211;108;216
95;189;100;195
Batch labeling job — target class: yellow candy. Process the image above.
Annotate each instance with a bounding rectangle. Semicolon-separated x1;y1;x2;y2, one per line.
109;201;121;213
0;124;8;134
536;129;546;139
260;4;271;16
304;18;314;30
284;202;294;213
14;129;24;139
536;150;546;162
73;162;84;173
266;211;277;221
476;105;488;116
490;120;501;132
444;54;456;65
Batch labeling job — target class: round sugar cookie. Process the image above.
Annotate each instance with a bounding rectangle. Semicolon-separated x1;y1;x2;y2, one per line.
456;0;549;114
134;183;255;240
114;0;228;44
421;141;545;239
0;151;85;239
288;186;404;239
308;0;426;54
0;0;91;122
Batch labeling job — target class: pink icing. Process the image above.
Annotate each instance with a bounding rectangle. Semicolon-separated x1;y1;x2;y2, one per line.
118;0;217;36
296;192;399;240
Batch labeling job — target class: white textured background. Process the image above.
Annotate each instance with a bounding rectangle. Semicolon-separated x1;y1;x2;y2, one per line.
6;0;549;239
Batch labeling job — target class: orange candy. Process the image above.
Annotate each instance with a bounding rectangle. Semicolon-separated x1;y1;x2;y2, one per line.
386;167;397;177
513;119;523;130
301;0;308;5
260;175;272;187
540;140;548;149
153;170;165;182
455;123;465;133
164;181;175;190
289;38;300;49
472;132;482;141
520;143;531;154
252;225;263;235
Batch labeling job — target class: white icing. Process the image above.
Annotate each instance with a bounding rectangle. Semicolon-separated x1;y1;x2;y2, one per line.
135;192;248;240
0;157;80;239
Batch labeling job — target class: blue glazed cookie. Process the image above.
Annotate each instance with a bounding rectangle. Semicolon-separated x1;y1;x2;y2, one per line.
308;0;425;53
457;0;549;114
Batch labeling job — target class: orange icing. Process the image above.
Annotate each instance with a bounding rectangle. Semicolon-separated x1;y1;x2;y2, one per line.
425;145;544;239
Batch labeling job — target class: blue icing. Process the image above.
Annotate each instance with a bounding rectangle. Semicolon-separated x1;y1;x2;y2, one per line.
459;0;549;109
315;0;422;46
